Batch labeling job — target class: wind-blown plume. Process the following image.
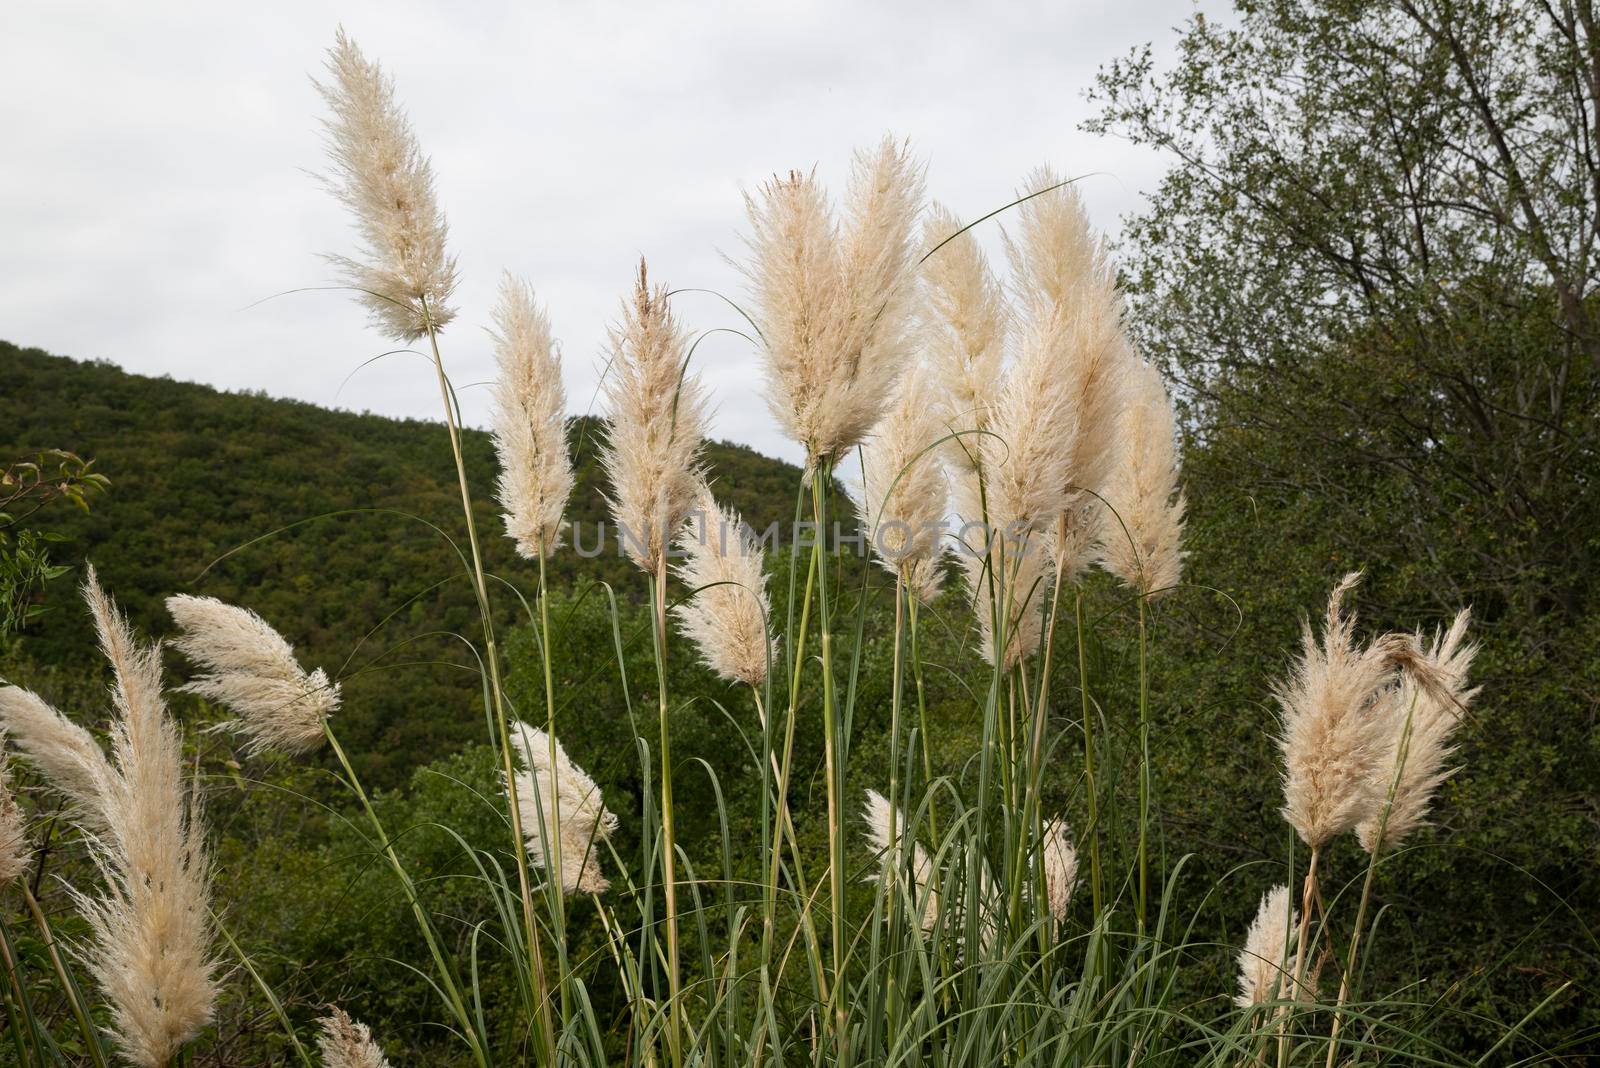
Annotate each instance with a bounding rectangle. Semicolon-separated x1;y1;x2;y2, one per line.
1358;609;1478;853
166;595;339;756
508;721;618;894
317;1008;391;1068
491;273;573;557
79;568;218;1067
672;487;776;686
0;743;31;889
862;789;938;931
1236;885;1314;1007
316;29;458;341
1276;573;1396;848
0;687;113;828
923;203;1009;473
740;138;925;470
1098;357;1186;597
852;369;950;602
1041;817;1078;923
600;260;708;575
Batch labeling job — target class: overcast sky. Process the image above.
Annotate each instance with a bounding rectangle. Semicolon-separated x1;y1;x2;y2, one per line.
5;1;1197;466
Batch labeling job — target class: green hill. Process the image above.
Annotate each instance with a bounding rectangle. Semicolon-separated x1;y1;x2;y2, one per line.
0;340;802;785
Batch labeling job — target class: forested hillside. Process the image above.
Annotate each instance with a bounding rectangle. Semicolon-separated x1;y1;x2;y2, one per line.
0;341;802;785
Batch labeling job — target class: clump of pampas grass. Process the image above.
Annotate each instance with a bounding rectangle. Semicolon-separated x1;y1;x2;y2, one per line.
862;789;938;931
166;594;340;756
740;138;925;471
509;721;618;894
490;273;574;557
0;743;30;889
672;487;775;687
852;369;950;603
0;687;113;829
1276;572;1396;849
78;568;218;1068
1235;885;1313;1007
601;260;708;576
1098;356;1185;598
1358;609;1479;853
316;30;458;341
317;1008;392;1068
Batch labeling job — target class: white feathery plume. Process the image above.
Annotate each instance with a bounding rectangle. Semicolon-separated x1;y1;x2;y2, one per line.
601;260;709;576
852;369;950;603
508;721;618;894
317;1008;391;1068
490;273;574;557
961;534;1049;671
0;741;31;890
0;686;113;829
862;789;938;931
166;594;339;756
1358;609;1478;853
672;487;776;687
78;567;218;1068
316;30;458;341
1276;573;1396;849
1041;816;1078;923
740;138;925;471
1098;356;1186;597
1236;885;1315;1007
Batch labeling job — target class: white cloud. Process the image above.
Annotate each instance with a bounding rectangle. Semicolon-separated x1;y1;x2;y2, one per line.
3;0;1192;465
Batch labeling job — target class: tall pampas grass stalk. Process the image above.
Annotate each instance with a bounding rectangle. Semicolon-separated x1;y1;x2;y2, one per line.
0;686;113;829
164;595;340;755
508;721;618;894
317;1008;391;1068
74;567;217;1068
318;32;538;1062
1325;609;1478;1068
601;259;707;1068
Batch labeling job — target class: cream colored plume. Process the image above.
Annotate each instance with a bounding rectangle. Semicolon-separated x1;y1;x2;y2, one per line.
1041;817;1078;923
1007;168;1130;582
78;568;217;1067
922;203;1009;474
1276;573;1396;848
491;273;573;557
0;742;31;890
317;30;458;341
1358;609;1478;853
739;138;925;470
317;1007;391;1068
509;721;618;894
166;594;339;756
672;487;776;687
961;532;1049;670
601;261;708;575
1098;357;1186;597
0;686;113;829
1235;885;1314;1007
852;369;950;603
862;789;938;931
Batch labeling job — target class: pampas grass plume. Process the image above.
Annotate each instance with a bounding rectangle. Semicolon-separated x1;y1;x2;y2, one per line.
672;487;776;686
1041;816;1078;923
1276;572;1396;848
0;686;113;828
491;273;574;557
166;594;339;756
1099;356;1186;597
81;567;217;1067
601;260;708;575
863;789;938;930
923;202;1008;469
509;721;618;894
317;1008;392;1068
1236;885;1313;1007
852;369;950;602
317;29;458;341
741;138;924;469
0;742;31;890
1358;609;1479;852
